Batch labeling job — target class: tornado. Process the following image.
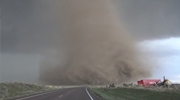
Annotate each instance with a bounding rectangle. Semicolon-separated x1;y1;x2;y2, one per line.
39;0;152;85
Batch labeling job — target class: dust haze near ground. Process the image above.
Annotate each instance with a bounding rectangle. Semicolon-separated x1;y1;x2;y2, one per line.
39;0;152;85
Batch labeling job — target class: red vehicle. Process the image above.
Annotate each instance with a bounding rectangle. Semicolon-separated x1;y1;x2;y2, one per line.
137;79;161;87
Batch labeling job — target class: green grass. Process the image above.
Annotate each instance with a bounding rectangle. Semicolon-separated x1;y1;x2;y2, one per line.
0;82;49;99
90;87;180;100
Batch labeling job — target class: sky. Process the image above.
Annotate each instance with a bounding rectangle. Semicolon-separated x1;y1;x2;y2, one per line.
1;0;180;84
1;37;179;83
1;53;42;83
1;0;180;53
139;37;180;83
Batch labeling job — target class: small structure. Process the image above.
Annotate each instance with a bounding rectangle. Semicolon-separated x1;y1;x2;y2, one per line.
137;79;161;87
156;76;172;88
109;83;115;88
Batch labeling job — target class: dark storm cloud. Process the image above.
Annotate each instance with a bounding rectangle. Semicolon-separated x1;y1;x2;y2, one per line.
1;0;180;53
1;0;59;53
117;0;180;40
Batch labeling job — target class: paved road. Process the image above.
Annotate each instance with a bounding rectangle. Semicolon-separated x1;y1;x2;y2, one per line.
13;87;99;100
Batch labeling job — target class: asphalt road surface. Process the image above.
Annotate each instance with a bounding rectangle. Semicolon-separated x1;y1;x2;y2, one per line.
13;87;99;100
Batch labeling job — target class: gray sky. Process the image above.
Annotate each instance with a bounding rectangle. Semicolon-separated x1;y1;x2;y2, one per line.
118;0;180;39
1;0;180;54
1;0;180;83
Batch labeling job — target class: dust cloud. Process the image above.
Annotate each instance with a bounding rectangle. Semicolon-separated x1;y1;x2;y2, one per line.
39;0;152;85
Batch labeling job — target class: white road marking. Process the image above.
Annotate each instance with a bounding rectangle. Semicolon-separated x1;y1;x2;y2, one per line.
59;95;63;98
86;87;93;100
17;90;59;100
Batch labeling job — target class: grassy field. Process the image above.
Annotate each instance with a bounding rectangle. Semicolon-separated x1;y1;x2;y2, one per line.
90;87;180;100
0;82;56;99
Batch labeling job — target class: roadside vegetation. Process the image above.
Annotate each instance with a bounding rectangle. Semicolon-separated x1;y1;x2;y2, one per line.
0;82;59;100
90;87;180;100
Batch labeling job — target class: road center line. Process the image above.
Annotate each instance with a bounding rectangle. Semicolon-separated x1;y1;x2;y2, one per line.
59;95;63;98
86;87;93;100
